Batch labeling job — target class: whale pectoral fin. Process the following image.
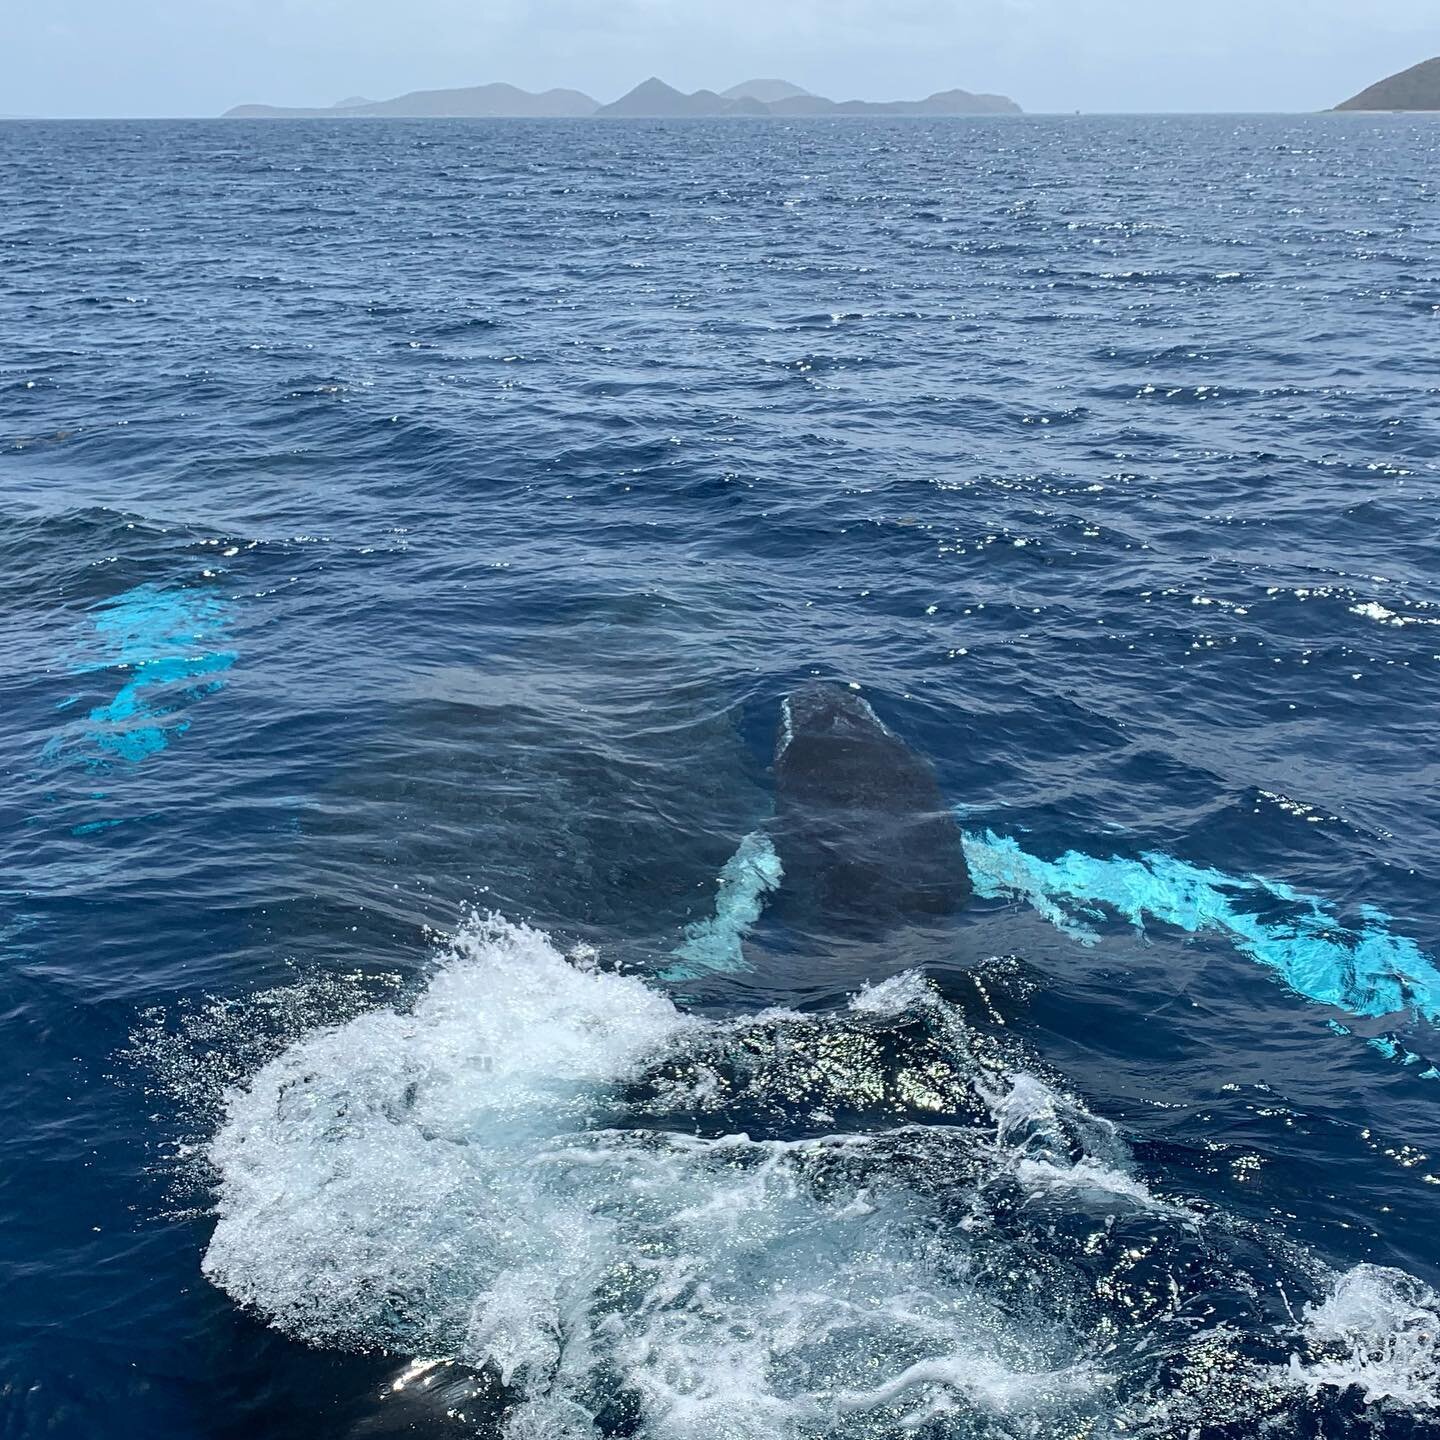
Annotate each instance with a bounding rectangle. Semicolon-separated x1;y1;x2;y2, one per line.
663;830;784;979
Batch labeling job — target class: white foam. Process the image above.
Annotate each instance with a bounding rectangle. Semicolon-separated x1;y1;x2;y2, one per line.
1350;600;1438;628
850;967;935;1016
1014;1156;1167;1209
204;916;691;1357
985;1071;1068;1141
1283;1265;1440;1409
977;1073;1185;1216
202;917;1110;1438
836;1351;1109;1419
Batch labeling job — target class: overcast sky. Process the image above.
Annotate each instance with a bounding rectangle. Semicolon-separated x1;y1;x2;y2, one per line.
6;0;1438;117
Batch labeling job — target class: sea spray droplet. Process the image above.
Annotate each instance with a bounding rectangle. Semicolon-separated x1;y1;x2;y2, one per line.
962;827;1440;1025
44;583;237;767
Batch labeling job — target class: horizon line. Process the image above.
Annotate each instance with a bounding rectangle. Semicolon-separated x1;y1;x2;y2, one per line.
3;108;1406;121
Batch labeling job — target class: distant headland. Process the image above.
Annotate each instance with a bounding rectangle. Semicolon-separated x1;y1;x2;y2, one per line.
1334;57;1440;111
223;76;1022;120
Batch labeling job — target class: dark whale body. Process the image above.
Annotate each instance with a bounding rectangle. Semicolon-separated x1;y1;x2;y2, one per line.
770;683;972;930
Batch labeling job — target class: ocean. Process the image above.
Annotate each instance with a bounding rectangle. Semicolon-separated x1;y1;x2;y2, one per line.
2;114;1439;1439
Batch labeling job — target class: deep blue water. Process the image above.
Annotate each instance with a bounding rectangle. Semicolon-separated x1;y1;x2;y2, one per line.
3;115;1440;1439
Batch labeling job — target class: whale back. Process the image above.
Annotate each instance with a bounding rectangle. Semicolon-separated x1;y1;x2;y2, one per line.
771;684;972;930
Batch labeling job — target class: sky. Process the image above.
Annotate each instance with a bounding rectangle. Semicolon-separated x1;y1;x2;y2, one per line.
5;0;1438;118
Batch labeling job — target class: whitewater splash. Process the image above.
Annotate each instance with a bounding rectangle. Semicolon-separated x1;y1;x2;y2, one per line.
202;916;1440;1439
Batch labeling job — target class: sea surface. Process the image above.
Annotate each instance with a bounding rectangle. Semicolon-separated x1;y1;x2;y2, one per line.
3;115;1440;1440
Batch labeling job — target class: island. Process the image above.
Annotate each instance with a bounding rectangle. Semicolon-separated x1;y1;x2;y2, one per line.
596;78;1020;117
224;76;1021;120
225;83;600;119
1334;57;1440;111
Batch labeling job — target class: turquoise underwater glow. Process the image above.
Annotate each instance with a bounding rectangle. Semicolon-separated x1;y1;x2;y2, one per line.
1327;1021;1440;1080
669;821;1439;1043
46;585;237;767
663;830;783;979
962;827;1440;1027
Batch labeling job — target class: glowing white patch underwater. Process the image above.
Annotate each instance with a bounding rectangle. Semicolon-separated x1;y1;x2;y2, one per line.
664;822;1438;1063
202;916;1440;1438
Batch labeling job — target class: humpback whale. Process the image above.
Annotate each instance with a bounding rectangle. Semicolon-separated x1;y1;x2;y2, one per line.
193;690;1440;1438
770;683;972;930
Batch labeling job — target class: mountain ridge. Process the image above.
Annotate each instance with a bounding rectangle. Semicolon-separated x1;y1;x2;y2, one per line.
720;79;813;103
227;82;600;120
224;76;1020;119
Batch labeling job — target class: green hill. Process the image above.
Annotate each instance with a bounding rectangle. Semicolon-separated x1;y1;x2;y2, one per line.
1335;57;1440;111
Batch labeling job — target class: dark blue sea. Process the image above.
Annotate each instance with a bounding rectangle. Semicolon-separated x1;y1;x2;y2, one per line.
3;115;1440;1440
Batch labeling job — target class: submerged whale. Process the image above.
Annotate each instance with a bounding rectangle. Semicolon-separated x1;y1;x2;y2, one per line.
770;683;972;929
666;684;975;977
189;687;1440;1438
